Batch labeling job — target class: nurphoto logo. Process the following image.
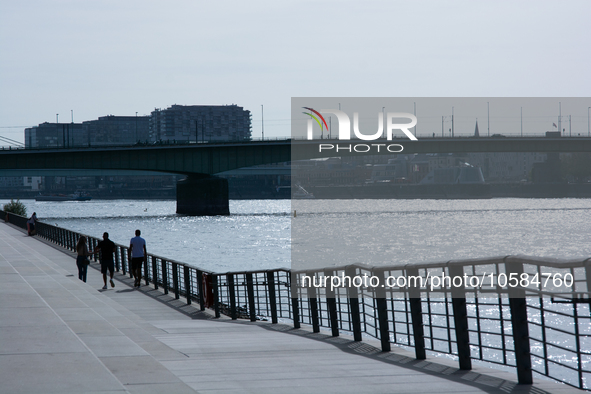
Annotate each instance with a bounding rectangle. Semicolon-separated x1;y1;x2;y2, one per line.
302;107;418;153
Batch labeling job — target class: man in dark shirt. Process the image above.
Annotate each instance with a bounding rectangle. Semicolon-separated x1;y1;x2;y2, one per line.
95;232;116;290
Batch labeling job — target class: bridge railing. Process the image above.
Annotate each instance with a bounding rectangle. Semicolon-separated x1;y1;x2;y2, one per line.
2;210;589;390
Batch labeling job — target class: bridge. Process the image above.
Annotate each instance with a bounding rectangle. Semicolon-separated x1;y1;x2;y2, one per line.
1;136;590;214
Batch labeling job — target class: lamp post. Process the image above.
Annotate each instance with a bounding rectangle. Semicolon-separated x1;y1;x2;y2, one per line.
451;107;454;138
487;102;490;137
135;112;138;142
382;107;385;138
261;105;264;140
413;102;416;138
559;102;562;135
588;107;590;137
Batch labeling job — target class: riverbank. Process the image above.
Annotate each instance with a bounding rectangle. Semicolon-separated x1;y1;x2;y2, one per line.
5;182;591;200
0;188;176;200
306;182;591;199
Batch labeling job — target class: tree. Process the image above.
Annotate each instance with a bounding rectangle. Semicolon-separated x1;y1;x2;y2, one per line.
3;199;27;217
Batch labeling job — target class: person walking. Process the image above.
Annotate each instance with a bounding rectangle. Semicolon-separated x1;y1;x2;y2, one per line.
75;236;92;283
129;229;147;288
95;232;116;290
27;212;38;236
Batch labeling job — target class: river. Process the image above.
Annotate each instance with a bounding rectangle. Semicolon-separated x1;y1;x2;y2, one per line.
3;198;591;273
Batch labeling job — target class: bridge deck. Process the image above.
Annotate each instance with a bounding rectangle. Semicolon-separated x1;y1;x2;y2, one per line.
0;222;581;393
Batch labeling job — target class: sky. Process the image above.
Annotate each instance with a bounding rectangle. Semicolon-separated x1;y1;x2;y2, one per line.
1;0;590;144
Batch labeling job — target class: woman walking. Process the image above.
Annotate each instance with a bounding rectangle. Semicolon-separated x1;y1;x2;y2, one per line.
76;236;93;282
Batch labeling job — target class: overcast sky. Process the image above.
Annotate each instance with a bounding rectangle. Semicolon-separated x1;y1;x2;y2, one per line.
1;0;589;143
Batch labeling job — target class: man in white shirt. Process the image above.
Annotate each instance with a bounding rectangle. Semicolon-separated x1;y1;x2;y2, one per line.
128;229;147;288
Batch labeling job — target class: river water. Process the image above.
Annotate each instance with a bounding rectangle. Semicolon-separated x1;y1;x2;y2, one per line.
3;198;591;273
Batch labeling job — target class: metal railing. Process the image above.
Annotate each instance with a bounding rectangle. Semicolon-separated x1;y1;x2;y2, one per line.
2;210;589;390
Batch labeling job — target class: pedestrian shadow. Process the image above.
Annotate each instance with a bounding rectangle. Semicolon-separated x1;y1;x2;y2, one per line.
115;288;136;293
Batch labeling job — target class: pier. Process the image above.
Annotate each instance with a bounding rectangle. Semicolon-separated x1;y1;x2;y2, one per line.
0;213;589;392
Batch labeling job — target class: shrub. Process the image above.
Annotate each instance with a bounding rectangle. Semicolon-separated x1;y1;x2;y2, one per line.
3;199;27;217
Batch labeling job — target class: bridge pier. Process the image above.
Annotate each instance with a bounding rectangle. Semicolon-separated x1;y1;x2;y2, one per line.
176;175;230;216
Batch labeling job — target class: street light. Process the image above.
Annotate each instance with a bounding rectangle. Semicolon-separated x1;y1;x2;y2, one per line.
413;102;416;138
487;102;490;137
261;105;264;140
451;107;454;138
382;107;385;138
588;107;590;137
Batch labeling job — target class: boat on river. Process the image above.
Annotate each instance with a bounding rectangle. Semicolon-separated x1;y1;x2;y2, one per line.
35;192;92;202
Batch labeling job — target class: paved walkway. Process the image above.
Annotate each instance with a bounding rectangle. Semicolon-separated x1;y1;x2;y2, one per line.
0;222;584;393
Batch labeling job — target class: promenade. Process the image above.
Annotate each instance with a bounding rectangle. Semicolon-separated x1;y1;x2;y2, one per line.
0;222;584;394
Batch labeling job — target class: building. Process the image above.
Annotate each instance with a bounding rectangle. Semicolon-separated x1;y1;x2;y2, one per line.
25;123;86;148
0;177;24;189
150;105;251;142
83;115;150;146
466;152;547;182
23;176;42;191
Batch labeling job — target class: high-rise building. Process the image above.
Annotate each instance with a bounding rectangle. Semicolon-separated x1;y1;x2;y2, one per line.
83;115;150;146
150;105;251;142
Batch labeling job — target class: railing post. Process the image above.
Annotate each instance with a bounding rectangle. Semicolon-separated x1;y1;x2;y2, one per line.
266;271;278;324
114;247;120;272
507;260;533;385
291;273;301;329
91;238;97;261
172;262;179;300
143;257;149;286
246;273;256;322
374;269;390;352
120;247;126;274
449;265;472;370
306;272;320;333
183;265;191;305
227;274;237;320
129;252;134;278
407;267;426;360
213;274;220;318
152;256;158;289
324;268;339;337
292;296;301;329
197;270;205;311
345;266;362;341
161;259;168;295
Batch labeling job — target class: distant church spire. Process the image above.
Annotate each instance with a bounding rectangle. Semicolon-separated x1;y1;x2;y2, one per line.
474;120;480;137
